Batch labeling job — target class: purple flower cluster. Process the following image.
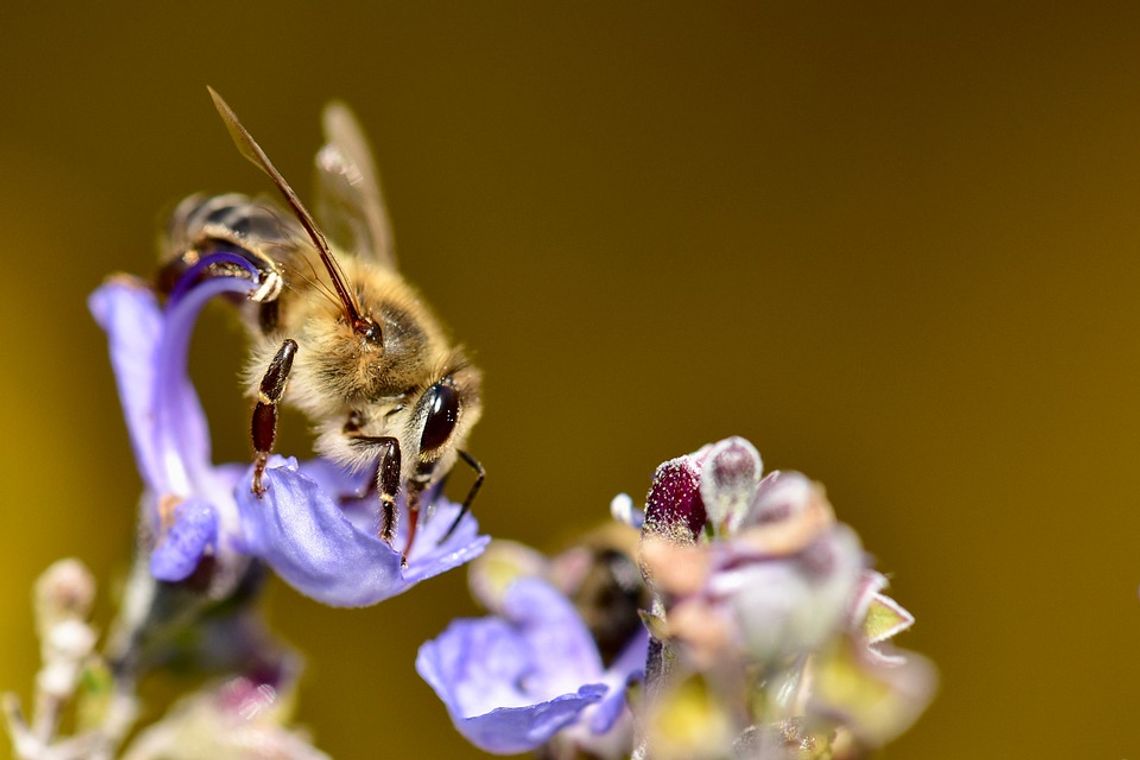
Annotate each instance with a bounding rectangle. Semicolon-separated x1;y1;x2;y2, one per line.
90;255;488;607
86;257;933;758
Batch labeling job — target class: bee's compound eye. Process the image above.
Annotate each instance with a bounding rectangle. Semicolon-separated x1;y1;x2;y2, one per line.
420;383;459;452
363;320;383;344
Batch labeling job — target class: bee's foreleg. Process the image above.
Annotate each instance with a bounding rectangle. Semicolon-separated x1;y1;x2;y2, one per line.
438;450;485;545
251;339;298;495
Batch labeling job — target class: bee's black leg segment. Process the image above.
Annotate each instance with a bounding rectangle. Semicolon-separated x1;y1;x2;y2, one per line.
251;339;298;495
439;450;485;544
348;434;403;545
374;437;402;547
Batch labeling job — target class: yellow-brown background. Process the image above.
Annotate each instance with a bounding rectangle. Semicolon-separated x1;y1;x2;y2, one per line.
1;3;1137;757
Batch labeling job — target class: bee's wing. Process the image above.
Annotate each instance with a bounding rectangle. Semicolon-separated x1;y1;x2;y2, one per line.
314;102;397;269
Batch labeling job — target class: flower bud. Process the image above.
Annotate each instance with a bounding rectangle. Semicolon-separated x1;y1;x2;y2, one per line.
467;540;549;615
699;437;762;534
47;619;97;661
643;457;706;542
34;559;95;636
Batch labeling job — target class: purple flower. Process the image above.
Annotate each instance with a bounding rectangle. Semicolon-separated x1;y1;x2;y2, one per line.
417;577;648;756
89;257;488;606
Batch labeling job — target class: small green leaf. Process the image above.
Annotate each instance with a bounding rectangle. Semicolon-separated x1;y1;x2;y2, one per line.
863;594;914;644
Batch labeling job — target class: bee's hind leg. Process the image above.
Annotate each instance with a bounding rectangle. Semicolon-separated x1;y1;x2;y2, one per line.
251;339;298;495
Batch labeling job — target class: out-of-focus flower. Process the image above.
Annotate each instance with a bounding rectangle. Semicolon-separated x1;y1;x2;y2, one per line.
641;469;864;669
89;257;487;607
417;538;649;757
632;436;936;758
640;675;734;760
31;558;98;708
3;560;138;760
34;559;95;641
120;667;326;760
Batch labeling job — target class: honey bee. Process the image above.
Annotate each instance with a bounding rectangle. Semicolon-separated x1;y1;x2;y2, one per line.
157;88;483;561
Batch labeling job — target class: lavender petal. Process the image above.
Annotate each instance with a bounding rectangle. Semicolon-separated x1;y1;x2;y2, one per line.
416;615;607;754
150;498;218;582
236;459;487;607
89;281;166;493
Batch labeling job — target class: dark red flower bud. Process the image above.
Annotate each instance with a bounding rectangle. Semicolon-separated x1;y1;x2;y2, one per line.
643;457;706;541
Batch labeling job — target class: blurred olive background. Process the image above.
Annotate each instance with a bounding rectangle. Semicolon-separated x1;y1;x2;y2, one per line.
2;3;1139;757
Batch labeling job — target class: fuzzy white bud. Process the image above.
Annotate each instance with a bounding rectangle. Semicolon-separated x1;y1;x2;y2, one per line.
47;619;96;661
34;559;95;636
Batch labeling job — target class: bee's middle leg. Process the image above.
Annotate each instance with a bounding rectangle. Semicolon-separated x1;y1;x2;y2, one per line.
348;436;404;552
251;339;298;495
374;438;402;547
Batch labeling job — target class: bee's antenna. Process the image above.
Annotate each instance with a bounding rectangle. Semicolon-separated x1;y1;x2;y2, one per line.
207;87;381;342
277;261;342;311
256;215;344;309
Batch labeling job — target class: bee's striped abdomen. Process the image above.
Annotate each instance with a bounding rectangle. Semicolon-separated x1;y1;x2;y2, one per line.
158;193;305;314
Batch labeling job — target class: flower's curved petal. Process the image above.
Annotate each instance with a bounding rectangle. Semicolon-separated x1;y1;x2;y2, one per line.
150;498;219;582
416;616;607;754
236;460;487;607
501;578;605;694
460;687;608;755
89;280;166;493
293;459;378;536
589;628;649;735
155;272;256;498
295;459;371;500
89;271;257;501
237;460;400;606
290;457;488;583
393;494;490;585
